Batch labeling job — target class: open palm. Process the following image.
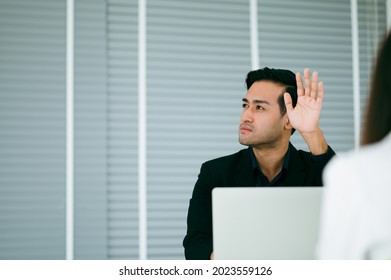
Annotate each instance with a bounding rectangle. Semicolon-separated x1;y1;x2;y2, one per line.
284;68;324;133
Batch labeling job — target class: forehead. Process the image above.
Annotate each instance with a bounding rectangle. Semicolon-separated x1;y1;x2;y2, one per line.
245;80;285;102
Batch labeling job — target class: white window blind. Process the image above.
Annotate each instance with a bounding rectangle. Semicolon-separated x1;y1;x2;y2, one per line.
146;0;250;259
1;0;388;260
258;0;354;152
0;0;66;259
74;0;108;259
106;0;139;259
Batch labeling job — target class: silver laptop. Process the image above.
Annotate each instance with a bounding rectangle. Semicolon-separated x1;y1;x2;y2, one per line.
212;187;323;260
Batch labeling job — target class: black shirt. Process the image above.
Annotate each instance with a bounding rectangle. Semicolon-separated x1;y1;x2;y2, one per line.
250;146;290;186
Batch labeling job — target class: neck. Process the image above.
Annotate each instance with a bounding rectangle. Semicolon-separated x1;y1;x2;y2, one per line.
252;140;289;181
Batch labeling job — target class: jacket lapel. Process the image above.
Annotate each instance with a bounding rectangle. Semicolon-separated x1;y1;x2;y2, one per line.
234;147;256;186
285;143;307;186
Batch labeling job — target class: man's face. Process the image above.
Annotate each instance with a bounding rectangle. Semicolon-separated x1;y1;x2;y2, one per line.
238;81;287;147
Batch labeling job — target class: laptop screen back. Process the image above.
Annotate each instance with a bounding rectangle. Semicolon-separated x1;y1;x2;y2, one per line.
212;187;323;260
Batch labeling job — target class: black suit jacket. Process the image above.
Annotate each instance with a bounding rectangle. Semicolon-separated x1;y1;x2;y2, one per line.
183;143;335;260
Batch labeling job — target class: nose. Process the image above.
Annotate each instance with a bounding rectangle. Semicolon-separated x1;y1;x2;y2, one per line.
240;107;253;123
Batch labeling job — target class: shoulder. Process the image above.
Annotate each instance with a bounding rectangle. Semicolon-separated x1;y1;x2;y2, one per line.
202;148;250;169
327;133;391;172
290;143;335;166
324;132;391;187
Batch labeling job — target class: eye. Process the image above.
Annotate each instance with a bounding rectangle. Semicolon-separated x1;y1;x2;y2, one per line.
256;105;264;110
242;103;249;109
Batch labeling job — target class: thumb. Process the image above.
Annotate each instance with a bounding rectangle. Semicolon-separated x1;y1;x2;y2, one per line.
284;92;294;115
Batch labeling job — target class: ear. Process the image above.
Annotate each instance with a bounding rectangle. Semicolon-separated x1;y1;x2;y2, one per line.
284;115;293;130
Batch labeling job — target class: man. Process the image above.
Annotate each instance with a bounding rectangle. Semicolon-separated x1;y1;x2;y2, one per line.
183;67;335;260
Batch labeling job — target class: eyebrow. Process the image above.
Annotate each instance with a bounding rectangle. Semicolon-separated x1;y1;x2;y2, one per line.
242;98;271;105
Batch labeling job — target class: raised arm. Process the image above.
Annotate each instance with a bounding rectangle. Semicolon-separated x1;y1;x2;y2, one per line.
284;68;328;155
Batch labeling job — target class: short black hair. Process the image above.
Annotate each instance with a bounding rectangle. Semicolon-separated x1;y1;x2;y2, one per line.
245;67;298;134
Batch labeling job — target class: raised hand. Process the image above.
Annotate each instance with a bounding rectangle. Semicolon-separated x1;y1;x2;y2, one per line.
283;68;324;133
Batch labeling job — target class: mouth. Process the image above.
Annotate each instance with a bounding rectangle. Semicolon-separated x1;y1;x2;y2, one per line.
239;124;253;132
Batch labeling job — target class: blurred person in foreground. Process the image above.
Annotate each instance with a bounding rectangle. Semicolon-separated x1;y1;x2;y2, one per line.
184;67;336;260
317;30;391;259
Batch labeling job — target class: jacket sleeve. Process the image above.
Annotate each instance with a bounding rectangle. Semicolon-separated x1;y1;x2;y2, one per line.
183;162;214;260
310;145;336;185
309;145;336;165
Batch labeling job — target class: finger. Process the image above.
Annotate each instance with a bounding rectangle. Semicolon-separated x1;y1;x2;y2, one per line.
310;71;318;99
284;92;294;115
296;72;304;96
317;81;324;104
304;68;311;96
